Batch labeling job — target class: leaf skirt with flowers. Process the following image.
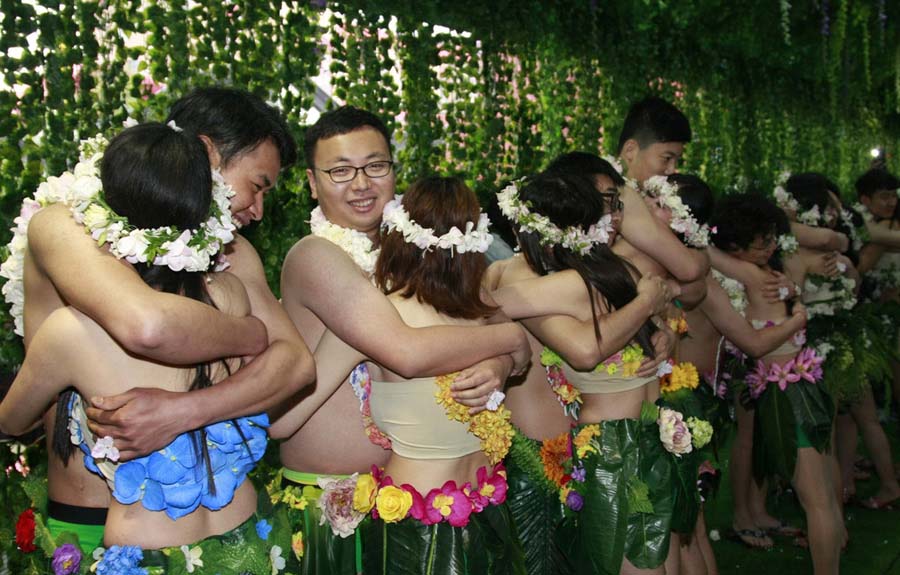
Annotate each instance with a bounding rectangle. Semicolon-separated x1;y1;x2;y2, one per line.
656;362;716;535
353;463;526;575
559;416;676;575
266;468;364;575
748;349;835;482
504;429;575;575
87;505;293;575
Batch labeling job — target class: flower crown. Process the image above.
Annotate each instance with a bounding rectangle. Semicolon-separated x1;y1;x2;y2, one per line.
381;195;493;254
772;170;822;226
641;175;713;248
1;128;236;336
496;180;614;255
602;155;638;189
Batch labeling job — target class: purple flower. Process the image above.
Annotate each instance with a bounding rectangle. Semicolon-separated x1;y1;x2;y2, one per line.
565;491;584;511
570;463;586;483
52;544;81;575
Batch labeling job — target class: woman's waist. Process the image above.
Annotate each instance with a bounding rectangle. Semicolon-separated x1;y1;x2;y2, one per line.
579;388;651;423
383;451;491;495
105;482;257;549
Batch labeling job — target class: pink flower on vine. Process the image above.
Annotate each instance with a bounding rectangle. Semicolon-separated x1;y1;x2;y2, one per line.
766;360;800;391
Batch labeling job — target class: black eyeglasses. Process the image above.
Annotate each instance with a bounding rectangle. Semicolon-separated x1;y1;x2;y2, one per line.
599;192;624;213
315;160;394;184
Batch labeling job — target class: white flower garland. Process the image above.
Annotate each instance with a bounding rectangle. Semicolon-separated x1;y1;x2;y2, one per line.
802;274;857;319
0;133;236;337
496;180;614;255
381;195;493;254
839;207;867;252
711;269;748;316
641;175;714;248
852;202;874;224
602;154;638;189
308;206;379;275
772;170;798;213
776;233;799;256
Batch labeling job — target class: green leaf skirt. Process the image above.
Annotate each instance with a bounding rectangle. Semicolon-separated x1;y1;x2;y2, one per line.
505;430;574;575
562;418;676;575
361;501;526;575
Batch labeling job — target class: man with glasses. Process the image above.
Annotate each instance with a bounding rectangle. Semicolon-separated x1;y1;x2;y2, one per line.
274;106;528;574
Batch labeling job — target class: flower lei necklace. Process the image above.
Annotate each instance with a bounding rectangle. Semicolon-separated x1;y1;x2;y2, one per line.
381;195;493;254
308;206;379;275
641;175;714;248
497;180;614;255
0;130;236;337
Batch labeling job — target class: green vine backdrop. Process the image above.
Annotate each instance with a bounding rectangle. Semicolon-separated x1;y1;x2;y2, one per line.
1;0;899;374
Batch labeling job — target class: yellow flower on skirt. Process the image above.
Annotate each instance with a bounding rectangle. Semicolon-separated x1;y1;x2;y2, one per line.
353;474;378;513
375;485;413;523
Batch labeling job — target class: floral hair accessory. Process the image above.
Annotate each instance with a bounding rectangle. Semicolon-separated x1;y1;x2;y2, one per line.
0;133;236;336
381;194;493;254
772;170;798;213
497;180;614;255
309;206;379;275
602;154;638;189
166;120;183;133
641;175;713;248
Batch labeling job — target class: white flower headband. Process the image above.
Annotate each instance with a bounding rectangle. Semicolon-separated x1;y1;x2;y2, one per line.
496;180;614;255
772;170;822;226
641;175;713;248
381;195;493;254
1;128;236;336
602;154;638;189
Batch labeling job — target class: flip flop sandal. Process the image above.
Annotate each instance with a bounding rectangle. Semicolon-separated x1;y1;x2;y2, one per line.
726;528;773;550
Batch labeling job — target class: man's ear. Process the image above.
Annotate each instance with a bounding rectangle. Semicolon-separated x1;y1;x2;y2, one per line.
621;138;640;167
307;168;318;200
198;135;222;170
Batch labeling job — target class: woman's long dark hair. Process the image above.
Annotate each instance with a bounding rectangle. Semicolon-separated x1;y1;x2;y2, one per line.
514;172;656;356
787;172;859;263
54;123;240;495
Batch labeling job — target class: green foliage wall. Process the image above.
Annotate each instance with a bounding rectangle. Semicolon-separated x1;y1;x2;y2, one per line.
1;0;899;372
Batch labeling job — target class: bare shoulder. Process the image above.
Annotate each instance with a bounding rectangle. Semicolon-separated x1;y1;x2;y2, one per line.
206;272;251;317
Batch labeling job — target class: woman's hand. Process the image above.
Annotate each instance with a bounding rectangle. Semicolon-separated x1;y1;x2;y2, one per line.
762;271;797;303
636;323;675;377
809;251;839;277
451;356;515;415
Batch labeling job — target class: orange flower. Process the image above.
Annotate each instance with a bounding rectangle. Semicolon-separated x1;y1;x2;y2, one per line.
540;432;570;488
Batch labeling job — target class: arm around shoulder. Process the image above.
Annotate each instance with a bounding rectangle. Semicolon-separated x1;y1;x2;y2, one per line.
28;205;267;362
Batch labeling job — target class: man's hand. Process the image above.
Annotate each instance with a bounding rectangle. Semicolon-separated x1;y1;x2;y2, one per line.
636;324;675;377
85;388;192;461
762;271;797;303
451;356;515;415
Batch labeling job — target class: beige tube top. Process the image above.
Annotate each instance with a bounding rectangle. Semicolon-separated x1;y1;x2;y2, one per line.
369;377;482;460
560;363;656;394
751;318;801;358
